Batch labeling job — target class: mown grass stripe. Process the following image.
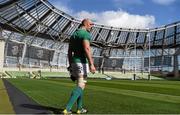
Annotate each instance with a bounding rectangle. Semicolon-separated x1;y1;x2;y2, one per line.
88;81;180;92
88;82;180;97
45;79;180;96
87;85;180;104
90;78;180;84
0;79;14;114
89;80;180;89
42;80;180;104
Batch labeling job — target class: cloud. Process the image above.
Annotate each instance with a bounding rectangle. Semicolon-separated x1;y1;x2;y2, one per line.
48;0;73;14
75;10;155;29
152;0;176;5
49;0;155;29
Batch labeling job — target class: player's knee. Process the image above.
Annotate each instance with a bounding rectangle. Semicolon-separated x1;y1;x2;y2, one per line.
78;82;86;90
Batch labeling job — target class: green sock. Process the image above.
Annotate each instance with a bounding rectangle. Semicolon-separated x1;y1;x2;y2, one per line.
77;89;83;110
66;87;82;111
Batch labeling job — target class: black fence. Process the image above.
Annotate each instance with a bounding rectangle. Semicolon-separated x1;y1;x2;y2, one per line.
94;57;124;71
5;41;55;68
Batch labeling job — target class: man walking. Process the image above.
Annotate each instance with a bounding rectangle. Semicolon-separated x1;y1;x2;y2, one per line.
62;19;96;114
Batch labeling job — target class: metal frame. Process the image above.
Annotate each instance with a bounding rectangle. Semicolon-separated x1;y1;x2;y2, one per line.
0;0;180;77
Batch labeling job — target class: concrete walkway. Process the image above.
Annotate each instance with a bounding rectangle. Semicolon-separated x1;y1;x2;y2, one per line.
2;79;52;114
0;79;14;114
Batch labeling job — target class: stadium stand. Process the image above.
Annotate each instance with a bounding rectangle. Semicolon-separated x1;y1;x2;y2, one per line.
0;0;180;79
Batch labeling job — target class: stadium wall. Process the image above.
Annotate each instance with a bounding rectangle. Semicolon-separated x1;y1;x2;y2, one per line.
0;34;5;71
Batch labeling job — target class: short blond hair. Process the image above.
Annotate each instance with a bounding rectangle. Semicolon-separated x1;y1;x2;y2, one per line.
80;18;90;26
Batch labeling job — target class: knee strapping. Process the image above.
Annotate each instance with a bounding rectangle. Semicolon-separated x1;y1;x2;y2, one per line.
78;82;85;89
77;76;86;89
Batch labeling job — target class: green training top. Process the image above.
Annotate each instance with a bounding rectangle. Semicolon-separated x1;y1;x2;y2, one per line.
69;28;91;63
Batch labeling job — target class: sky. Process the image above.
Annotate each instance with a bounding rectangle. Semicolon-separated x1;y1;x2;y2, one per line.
48;0;180;29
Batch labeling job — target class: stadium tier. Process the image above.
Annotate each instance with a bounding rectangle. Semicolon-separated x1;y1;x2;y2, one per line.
0;0;180;78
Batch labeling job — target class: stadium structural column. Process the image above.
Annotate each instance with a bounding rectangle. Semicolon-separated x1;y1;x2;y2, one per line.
134;30;137;80
174;50;179;78
57;52;60;69
101;58;105;74
147;31;151;80
141;50;145;75
0;29;5;71
99;48;106;74
20;42;27;69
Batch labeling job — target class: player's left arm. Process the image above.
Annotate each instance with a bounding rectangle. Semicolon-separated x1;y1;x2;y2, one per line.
68;42;72;67
83;40;96;73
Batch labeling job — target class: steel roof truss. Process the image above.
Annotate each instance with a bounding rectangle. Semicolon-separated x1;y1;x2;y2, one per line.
44;15;62;34
117;31;128;44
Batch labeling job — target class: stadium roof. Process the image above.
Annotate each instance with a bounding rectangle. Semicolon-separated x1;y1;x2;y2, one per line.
0;0;180;49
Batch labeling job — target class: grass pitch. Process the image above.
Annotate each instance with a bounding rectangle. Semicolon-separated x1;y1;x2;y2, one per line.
7;78;180;114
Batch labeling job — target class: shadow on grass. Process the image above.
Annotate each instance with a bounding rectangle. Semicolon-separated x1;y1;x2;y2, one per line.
21;104;63;114
151;74;180;81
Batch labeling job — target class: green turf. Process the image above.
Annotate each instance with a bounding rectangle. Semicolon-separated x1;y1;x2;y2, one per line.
5;71;108;78
41;72;68;77
7;78;180;114
5;71;164;80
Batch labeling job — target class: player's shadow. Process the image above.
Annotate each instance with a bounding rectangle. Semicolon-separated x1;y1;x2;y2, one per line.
21;104;63;114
